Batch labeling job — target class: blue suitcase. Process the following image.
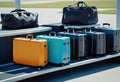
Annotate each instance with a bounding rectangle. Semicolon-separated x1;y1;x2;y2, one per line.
57;32;87;60
93;23;120;53
36;35;71;65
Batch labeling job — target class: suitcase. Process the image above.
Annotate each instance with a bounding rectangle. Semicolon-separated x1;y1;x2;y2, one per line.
57;32;87;60
42;23;65;32
78;31;106;57
93;23;120;53
36;35;71;65
13;34;48;67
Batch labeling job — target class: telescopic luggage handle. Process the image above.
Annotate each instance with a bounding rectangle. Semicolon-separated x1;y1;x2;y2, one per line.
49;31;56;36
26;34;33;39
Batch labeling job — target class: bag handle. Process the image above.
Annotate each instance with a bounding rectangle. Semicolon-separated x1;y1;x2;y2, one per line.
49;31;56;36
11;9;26;13
103;23;110;27
77;1;88;7
26;34;33;39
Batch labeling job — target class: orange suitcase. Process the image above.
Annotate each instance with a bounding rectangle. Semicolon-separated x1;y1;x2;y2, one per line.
13;34;48;67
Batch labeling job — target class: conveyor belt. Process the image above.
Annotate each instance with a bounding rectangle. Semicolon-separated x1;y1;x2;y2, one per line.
0;53;120;82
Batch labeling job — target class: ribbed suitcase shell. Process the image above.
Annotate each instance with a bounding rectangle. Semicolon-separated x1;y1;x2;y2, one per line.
36;35;71;65
78;31;106;57
57;32;87;59
93;27;120;53
13;38;48;67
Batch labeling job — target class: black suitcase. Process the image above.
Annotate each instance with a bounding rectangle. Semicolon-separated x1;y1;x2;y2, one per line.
42;23;65;32
93;23;120;53
57;32;87;60
78;31;106;57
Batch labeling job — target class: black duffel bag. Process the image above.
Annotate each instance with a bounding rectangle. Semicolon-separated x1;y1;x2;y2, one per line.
1;9;39;29
62;1;98;25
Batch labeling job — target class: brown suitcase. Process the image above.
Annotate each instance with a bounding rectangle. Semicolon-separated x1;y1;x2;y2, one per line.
13;34;48;67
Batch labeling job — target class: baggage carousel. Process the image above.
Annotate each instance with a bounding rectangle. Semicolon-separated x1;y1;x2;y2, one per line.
0;53;120;82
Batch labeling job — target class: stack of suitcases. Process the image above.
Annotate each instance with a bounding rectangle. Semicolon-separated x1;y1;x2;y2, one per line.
12;23;120;68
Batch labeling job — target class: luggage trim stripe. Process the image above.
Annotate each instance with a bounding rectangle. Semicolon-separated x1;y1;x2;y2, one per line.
0;67;30;74
0;63;14;68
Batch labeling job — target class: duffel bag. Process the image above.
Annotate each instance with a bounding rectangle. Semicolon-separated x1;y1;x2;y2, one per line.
1;9;39;29
62;1;98;25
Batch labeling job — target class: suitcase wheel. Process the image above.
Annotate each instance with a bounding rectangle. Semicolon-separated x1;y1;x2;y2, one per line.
78;58;81;60
37;67;41;70
59;63;65;67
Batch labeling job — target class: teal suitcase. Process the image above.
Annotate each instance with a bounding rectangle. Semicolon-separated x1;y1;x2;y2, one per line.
36;35;71;65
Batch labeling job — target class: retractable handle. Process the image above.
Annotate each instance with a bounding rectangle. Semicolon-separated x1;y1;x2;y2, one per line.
77;1;87;7
67;29;70;32
103;23;110;27
26;34;33;39
49;31;56;36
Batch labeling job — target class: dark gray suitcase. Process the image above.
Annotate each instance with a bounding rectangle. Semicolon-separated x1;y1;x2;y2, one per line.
57;32;87;60
93;23;120;53
42;23;65;32
78;31;106;57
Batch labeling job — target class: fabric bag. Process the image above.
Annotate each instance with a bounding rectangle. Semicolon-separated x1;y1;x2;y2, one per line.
1;9;39;29
62;1;98;25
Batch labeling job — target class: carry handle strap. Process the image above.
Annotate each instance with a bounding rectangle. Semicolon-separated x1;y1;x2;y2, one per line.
26;34;33;39
103;23;110;27
77;1;88;7
11;9;31;16
11;9;26;13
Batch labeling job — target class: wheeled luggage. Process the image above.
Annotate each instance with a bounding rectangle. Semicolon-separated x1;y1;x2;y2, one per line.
13;34;48;67
93;23;120;53
78;31;106;57
0;26;51;64
36;35;71;65
57;32;87;60
42;23;65;32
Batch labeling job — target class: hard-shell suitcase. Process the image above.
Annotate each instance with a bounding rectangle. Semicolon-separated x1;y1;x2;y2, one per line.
57;32;87;59
93;23;120;53
78;31;106;57
42;23;65;32
36;35;71;65
13;34;48;67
